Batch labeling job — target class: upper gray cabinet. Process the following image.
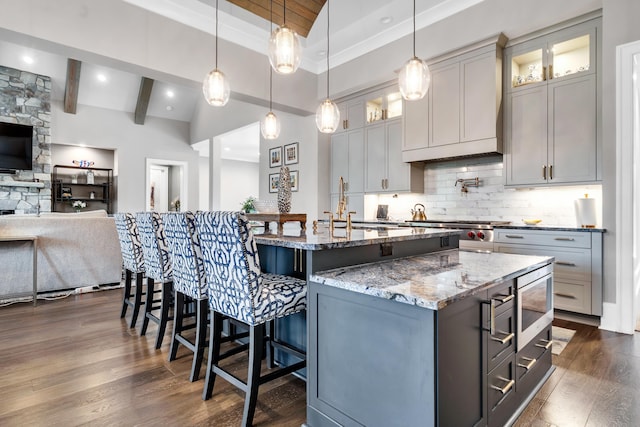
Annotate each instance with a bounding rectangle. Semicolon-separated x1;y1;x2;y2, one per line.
335;98;365;133
504;17;601;186
402;34;507;162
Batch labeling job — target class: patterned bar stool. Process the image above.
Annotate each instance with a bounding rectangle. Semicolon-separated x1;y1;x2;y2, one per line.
196;211;306;427
136;211;173;350
162;211;209;382
114;213;145;329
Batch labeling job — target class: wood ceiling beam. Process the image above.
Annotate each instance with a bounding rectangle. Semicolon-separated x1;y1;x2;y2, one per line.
134;77;154;125
63;59;81;114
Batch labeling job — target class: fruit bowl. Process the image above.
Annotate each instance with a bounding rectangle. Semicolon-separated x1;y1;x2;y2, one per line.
522;219;542;225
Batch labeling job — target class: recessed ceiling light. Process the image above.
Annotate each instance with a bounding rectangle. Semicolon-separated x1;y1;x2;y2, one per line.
380;16;393;25
318;50;327;57
166;105;174;111
22;55;34;64
224;147;231;152
96;73;107;83
166;90;175;98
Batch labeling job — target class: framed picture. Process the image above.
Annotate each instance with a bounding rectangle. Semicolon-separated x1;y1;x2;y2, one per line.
269;173;279;193
290;170;299;192
284;142;299;165
269;146;282;167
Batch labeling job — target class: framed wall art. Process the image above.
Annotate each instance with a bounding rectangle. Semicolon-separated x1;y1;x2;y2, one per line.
269;146;282;168
268;173;279;193
290;170;299;192
284;142;299;165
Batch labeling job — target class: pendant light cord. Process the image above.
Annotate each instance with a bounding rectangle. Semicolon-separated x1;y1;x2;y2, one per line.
283;0;286;25
270;0;273;111
215;0;219;68
326;0;330;99
412;0;416;57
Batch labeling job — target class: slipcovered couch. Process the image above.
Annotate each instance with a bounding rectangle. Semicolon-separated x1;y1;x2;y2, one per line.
0;210;122;298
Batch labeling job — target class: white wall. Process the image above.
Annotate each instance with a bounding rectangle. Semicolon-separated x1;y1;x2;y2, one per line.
198;155;209;210
220;159;258;211
51;144;114;169
51;101;198;213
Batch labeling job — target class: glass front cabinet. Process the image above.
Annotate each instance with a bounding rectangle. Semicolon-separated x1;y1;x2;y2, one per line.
504;16;601;187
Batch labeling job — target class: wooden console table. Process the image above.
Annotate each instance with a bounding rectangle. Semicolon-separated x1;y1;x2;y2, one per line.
246;213;307;233
0;235;38;306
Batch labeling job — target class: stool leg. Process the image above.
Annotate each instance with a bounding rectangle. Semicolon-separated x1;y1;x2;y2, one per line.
203;311;223;401
121;269;132;318
155;281;172;349
242;324;265;427
169;290;184;362
141;278;155;336
266;320;275;369
130;272;144;328
190;299;209;382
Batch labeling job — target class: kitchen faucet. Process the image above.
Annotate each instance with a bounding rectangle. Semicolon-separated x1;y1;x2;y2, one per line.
336;176;346;220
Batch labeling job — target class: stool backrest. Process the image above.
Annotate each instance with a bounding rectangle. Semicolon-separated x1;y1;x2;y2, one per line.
162;211;207;300
195;211;261;325
136;211;172;283
114;212;145;273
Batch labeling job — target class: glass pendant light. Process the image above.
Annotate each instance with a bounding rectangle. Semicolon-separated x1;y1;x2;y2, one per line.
261;1;280;140
268;0;301;75
398;0;431;101
315;0;340;134
203;0;230;106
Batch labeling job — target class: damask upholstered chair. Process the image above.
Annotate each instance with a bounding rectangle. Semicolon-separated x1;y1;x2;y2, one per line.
136;211;173;350
114;213;145;329
195;211;306;427
162;211;209;382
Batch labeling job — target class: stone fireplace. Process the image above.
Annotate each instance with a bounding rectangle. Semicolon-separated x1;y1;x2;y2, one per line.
0;65;52;214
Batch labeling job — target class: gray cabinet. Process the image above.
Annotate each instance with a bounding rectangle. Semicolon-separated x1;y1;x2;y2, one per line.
402;34;506;162
335;97;365;133
504;17;601;186
330;130;364;218
495;228;603;315
365;119;423;193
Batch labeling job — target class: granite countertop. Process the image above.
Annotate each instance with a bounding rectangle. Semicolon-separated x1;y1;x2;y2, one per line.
252;225;462;250
310;249;554;310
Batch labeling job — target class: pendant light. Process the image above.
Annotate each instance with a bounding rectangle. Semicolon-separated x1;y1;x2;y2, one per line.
203;0;230;106
261;1;280;140
398;0;431;101
315;0;340;134
268;0;301;75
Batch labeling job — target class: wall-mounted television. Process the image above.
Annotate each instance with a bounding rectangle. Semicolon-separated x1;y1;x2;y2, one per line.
0;122;34;171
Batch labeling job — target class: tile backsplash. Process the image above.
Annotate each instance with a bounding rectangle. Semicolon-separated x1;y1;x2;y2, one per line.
365;155;603;228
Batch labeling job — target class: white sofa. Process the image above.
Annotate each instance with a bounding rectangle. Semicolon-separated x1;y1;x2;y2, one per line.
0;210;122;298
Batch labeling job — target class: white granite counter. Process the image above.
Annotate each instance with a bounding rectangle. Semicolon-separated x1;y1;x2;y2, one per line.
310;249;553;310
252;225;462;250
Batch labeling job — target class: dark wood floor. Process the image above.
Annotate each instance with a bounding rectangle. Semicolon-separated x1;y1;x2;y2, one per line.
1;289;639;426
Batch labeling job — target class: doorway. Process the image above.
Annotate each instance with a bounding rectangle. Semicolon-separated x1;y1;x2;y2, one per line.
145;158;188;212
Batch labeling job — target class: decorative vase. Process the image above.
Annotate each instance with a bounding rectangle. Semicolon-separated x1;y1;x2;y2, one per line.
277;166;291;214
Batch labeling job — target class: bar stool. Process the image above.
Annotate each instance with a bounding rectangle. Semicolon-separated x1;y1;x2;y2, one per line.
195;211;306;427
114;213;145;329
162;211;209;382
136;211;173;350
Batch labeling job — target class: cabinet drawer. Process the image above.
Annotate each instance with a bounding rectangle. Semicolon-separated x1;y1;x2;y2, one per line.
488;353;517;426
554;280;591;314
495;244;591;283
516;326;552;381
488;308;516;372
488;280;515;316
495;229;591;248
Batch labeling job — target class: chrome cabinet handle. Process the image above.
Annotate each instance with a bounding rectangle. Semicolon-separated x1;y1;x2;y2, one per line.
505;234;524;239
518;357;537;370
555;261;576;266
493;294;515;304
491;378;515;395
555;292;577;300
554;237;575;241
491;331;515;345
293;248;297;271
535;339;553;350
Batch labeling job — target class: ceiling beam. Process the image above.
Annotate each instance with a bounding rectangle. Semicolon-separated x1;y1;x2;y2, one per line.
63;59;81;114
134;77;154;125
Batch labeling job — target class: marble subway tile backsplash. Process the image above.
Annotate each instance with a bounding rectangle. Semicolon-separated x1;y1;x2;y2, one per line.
367;155;602;227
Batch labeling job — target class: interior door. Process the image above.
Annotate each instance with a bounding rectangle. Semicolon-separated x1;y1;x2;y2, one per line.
149;165;169;212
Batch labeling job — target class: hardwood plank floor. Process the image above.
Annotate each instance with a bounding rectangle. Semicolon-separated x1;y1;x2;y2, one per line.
1;289;639;426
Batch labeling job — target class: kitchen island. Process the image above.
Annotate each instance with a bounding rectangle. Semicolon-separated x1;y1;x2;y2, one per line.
252;225;554;427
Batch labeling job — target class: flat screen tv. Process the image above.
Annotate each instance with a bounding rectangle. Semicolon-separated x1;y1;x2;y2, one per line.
0;122;34;171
